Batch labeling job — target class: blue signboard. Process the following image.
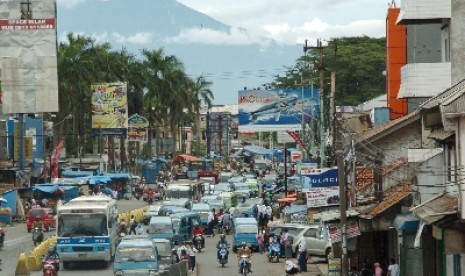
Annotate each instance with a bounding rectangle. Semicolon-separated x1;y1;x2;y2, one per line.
301;167;339;190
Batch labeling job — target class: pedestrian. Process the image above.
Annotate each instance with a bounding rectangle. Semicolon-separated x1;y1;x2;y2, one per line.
256;231;264;254
187;242;198;272
297;236;308;272
388;258;400;276
177;241;188;260
374;261;383;276
129;216;137;235
207;209;215;237
284;233;294;260
136;222;144;235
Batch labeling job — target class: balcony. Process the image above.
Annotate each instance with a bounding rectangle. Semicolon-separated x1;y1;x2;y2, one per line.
397;0;451;24
397;62;451;99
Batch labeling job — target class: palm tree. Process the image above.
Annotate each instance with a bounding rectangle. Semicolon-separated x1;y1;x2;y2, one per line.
190;75;214;155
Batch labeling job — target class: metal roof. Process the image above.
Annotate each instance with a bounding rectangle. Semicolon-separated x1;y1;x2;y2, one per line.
411;193;458;225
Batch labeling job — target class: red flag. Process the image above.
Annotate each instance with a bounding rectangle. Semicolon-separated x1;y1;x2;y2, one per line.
286;130;305;148
51;139;64;179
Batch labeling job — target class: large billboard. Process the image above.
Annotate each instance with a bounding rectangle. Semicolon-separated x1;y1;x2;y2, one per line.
91;82;128;135
0;0;59;114
238;88;319;132
301;167;339;190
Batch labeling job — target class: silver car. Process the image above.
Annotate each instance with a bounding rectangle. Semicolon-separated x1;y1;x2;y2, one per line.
269;223;332;261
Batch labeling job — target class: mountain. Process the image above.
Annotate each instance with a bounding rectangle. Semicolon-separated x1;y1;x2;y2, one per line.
57;0;302;104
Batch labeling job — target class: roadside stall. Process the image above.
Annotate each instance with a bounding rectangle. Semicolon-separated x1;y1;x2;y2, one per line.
282;204;308;224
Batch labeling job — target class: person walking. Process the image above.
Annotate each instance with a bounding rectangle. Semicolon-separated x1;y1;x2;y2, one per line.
256;231;264;254
129;216;137;235
388;258;400;276
297;236;308;272
207;209;215;237
284;233;294;260
187;242;198;272
374;261;383;276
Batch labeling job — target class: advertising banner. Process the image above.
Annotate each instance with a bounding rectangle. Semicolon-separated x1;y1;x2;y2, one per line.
301;167;339;190
128;114;148;142
91;82;128;135
328;221;361;243
238;88;319;132
306;186;339;207
0;0;59;114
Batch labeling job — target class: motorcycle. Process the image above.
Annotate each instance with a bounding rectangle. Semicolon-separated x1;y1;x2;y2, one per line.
42;254;59;273
239;254;251;276
222;221;231;235
194;234;203;252
32;227;44;246
267;241;281;263
217;244;229;267
42;258;58;276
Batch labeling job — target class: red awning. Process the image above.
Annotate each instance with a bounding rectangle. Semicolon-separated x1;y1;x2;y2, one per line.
173;154;200;163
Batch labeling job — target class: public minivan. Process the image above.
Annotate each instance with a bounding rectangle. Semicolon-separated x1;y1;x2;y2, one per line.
147;216;174;243
170;212;201;244
113;235;159;276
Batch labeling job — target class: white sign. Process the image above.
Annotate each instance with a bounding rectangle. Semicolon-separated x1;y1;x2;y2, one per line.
277;131;294;144
306;186;340;208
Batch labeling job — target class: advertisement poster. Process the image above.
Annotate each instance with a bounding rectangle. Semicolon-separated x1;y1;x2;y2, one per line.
91;82;128;135
301;167;339;190
128;114;148;142
306;186;340;208
328;258;341;276
238;88;319;132
328;221;361;243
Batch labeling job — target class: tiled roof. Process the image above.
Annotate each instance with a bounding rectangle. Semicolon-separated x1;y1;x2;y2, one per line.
427;128;454;141
353;110;420;145
411;193;458;225
367;181;414;218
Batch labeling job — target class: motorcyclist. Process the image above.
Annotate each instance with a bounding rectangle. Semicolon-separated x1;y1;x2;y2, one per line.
216;234;229;261
33;215;43;229
237;242;252;273
221;211;231;233
192;223;205;248
44;245;60;271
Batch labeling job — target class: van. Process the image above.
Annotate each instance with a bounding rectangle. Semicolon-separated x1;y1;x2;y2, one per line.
170;212;201;244
218;192;237;209
147;216;174;244
113;235;159;275
232;224;259;252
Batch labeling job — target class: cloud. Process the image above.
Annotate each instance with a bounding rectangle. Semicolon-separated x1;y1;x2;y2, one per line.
112;32;152;45
165;26;271;47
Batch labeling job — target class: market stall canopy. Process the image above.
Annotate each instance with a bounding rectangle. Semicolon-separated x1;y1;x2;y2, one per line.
87;176;113;185
283;204;307;215
173;154;199;163
61;170;94;178
243;145;273;156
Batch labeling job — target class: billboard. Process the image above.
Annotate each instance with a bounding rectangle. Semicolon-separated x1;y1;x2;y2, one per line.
306;186;340;208
91;82;128;135
0;1;59;114
238;88;319;132
301;167;339;190
128;114;148;142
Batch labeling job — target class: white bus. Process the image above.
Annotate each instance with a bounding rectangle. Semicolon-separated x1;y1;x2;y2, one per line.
56;195;118;269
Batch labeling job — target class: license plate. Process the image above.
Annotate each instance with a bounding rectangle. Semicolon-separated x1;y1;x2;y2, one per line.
78;254;87;257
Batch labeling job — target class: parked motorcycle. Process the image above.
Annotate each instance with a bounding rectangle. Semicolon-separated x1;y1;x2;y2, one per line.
267;241;280;263
42;258;58;276
32;227;44;246
217;243;229;267
239;254;251;276
194;234;203;252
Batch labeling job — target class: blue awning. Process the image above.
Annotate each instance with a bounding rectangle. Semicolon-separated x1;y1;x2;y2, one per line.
87;176;112;185
393;212;420;232
61;170;94;178
33;185;61;194
101;172;131;179
243;145;273;155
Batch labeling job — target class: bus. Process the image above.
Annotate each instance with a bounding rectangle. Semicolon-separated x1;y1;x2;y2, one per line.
56;195;118;269
165;180;203;201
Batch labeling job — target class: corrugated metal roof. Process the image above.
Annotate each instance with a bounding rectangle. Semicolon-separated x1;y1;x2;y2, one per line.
411;193;458;225
427;128;454;141
440;92;465;118
353;110;420;145
421;78;465;110
367;182;413;218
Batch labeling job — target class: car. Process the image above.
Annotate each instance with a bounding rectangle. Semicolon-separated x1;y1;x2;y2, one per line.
269;223;332;261
152;238;174;269
26;207;55;232
214;183;233;193
142;204;162;225
232;182;249;191
114;235;159;275
200;195;220;204
233;202;258;218
228;176;245;184
205;199;225;212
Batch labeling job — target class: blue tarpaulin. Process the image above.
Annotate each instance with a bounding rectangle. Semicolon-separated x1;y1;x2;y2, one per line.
87;176;112;185
33;185;79;201
284;204;308;215
61;170;94;178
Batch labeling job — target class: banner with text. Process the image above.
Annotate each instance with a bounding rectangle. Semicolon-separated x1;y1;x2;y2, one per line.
91;82;128;135
306;186;339;208
301;167;339;190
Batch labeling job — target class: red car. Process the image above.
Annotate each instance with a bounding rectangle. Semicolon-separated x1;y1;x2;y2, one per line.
26;208;56;232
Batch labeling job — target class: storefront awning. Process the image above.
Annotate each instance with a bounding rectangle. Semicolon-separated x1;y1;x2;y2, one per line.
411;193;458;225
367;183;413;218
393;212;420;231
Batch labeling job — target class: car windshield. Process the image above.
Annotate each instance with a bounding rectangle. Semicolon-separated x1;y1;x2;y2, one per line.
116;247;155;262
154;242;171;256
235;225;258;234
28;209;46;217
148;224;172;234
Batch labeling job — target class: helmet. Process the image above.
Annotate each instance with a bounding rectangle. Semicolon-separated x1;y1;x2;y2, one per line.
47;247;56;256
241;242;247;248
220;234;226;241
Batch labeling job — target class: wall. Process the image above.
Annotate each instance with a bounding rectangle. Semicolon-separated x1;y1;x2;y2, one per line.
451;0;465;84
406;24;443;63
415;151;445;204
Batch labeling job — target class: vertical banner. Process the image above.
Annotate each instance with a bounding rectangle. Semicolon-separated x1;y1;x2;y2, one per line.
128;114;149;142
91;82;128;135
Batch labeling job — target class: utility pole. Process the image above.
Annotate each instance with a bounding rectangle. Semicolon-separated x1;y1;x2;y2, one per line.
337;152;348;276
304;39;327;168
329;72;336;162
284;143;288;197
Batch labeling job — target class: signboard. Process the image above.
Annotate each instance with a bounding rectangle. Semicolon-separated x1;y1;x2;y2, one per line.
328;221;361;243
128;114;148;142
0;0;59;114
91;82;128;135
301;167;339;190
297;162;318;175
306;186;339;207
277;131;294;143
238;88;319;132
328;258;341;276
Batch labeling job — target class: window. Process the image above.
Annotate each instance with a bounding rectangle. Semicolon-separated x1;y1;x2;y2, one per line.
304;228;317;238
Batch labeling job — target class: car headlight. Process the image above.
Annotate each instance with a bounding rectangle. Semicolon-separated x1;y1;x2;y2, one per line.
114;271;123;276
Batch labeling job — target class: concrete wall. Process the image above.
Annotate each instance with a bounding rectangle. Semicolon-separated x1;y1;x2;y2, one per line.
416;152;445;204
451;0;465;84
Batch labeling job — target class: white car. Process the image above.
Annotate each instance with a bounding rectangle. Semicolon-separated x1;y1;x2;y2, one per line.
269;223;332;261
